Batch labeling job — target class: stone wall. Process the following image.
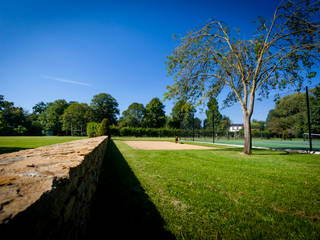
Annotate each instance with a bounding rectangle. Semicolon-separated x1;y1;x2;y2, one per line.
0;136;108;239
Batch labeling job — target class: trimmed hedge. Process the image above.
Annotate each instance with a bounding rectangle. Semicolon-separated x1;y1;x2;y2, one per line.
110;126;180;137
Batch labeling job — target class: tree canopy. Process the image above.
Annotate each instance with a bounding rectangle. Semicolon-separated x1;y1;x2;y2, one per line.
165;0;320;154
266;85;320;137
90;93;119;124
61;103;94;135
119;102;145;128
205;95;222;129
143;98;166;128
39;99;69;135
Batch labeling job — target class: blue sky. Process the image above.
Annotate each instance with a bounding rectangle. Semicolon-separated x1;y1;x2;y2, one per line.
1;0;318;123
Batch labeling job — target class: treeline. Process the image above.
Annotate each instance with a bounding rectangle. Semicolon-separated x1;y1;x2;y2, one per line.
1;85;319;138
266;86;320;138
0;92;231;137
0;93;119;136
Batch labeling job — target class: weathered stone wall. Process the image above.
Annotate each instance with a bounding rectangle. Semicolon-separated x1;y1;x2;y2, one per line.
0;136;108;239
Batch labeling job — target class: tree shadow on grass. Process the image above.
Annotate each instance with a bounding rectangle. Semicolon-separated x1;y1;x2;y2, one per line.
86;140;175;240
0;147;29;155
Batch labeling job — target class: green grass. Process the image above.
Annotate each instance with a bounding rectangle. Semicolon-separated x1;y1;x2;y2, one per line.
111;139;320;239
0;136;87;154
184;137;320;151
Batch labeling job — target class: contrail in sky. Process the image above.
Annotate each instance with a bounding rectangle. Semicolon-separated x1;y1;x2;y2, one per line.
42;75;92;87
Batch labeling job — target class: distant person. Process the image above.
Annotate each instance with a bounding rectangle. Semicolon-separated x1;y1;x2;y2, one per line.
175;135;179;143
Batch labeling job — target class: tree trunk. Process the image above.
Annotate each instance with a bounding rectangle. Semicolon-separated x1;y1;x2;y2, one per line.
243;112;252;155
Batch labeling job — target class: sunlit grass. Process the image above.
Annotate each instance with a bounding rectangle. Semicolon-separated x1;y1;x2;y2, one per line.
0;136;87;154
114;139;320;239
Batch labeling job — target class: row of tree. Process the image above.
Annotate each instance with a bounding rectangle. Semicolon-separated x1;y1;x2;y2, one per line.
266;85;320;138
0;93;119;136
0;91;232;136
1;85;319;137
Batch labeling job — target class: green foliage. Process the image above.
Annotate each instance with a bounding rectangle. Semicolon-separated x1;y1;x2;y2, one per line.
14;125;27;135
86;122;99;138
310;85;320;133
119;102;145;127
205;95;222;128
32;101;48;114
98;118;110;136
61;103;94;136
143;98;166;128
91;93;119;124
111;126;179;137
266;93;307;137
0;95;30;136
39;99;69;135
170;99;195;129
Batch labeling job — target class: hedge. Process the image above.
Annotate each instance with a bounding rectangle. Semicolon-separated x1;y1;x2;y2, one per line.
110;126;180;137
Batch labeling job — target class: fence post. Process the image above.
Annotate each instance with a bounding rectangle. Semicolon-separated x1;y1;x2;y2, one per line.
306;86;312;152
192;113;194;142
212;110;215;144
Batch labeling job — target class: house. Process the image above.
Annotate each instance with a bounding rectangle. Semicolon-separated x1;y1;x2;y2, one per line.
229;124;243;132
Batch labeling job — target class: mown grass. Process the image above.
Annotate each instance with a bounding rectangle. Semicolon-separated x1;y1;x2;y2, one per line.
113;139;320;239
0;136;87;154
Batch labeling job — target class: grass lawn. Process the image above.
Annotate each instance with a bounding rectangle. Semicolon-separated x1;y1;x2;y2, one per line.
102;138;320;239
0;136;87;154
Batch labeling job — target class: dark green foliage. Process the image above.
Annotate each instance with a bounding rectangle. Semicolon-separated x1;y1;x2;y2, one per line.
32;101;48;115
61;103;94;136
119;103;145;127
91;93;119;124
170;99;195;129
98;118;110;136
39;99;69;135
205;96;222;129
266;85;320;137
86;122;99;138
310;85;320;133
143;98;166;128
0;95;30;136
111;126;179;137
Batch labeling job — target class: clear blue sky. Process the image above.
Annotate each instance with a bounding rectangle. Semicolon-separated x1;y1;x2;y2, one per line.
1;0;318;123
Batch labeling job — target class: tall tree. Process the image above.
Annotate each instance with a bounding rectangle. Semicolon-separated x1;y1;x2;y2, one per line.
0;95;28;135
169;99;195;129
91;93;119;124
119;103;145;127
61;103;94;135
39;99;69;135
32;101;48;115
266;93;306;137
143;98;166;128
166;0;319;154
205;95;222;129
310;84;320;133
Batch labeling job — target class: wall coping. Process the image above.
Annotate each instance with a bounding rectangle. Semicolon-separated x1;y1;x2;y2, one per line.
0;136;108;224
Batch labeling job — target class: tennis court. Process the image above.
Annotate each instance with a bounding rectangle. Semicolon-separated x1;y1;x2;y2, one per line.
182;137;320;152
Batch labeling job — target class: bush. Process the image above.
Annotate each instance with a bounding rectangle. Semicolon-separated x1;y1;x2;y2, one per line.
86;122;99;138
98;118;110;136
111;126;179;137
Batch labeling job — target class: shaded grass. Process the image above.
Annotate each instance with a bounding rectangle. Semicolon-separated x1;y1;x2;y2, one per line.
114;139;320;239
0;136;87;154
87;140;175;239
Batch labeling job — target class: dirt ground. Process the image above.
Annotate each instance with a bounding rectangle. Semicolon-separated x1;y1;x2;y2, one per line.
123;141;217;150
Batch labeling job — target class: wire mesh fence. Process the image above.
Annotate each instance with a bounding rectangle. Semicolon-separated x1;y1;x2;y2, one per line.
179;125;320;152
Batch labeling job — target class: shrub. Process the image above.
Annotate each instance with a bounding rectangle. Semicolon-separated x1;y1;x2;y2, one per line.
86;122;99;138
98;118;110;136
